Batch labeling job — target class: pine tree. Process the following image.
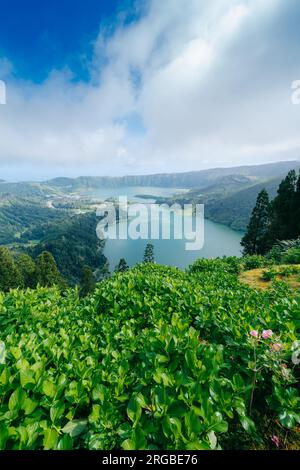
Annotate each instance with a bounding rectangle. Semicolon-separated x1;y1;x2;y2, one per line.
34;251;65;288
115;258;129;273
241;189;271;255
0;247;23;291
290;170;300;239
269;170;297;241
15;253;36;288
79;265;95;298
143;243;155;263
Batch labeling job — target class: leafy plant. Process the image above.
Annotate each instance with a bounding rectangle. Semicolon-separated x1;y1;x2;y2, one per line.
0;261;299;450
261;269;277;282
282;248;300;265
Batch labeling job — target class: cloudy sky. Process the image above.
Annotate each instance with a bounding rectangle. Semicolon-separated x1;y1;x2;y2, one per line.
0;0;300;181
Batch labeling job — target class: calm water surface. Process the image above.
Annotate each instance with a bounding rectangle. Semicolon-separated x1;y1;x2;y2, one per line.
88;186;243;270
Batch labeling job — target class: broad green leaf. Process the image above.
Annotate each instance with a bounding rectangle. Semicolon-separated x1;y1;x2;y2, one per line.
208;431;217;449
279;411;295;429
62;419;88;438
0;367;9;386
240;416;256;433
20;370;35;388
8;388;26;412
131;427;147;450
127;395;142;425
185;410;202;437
43;428;59;450
92;384;106;402
121;438;135;450
50;401;65;423
42;380;57;398
0;341;6;364
57;434;73;450
23;397;38;415
186;440;211;450
0;424;8;450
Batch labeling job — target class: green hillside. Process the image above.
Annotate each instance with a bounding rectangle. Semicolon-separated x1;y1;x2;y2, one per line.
205;176;284;231
0;260;299;450
0;181;61;198
0;198;67;245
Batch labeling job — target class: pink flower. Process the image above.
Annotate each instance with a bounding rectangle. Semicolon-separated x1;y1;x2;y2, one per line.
262;329;273;339
271;435;280;448
250;330;259;338
270;343;282;352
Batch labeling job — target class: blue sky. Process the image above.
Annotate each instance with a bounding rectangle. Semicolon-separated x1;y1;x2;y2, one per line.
0;0;137;82
0;0;300;181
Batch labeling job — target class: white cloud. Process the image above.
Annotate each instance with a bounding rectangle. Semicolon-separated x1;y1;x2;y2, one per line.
0;0;299;180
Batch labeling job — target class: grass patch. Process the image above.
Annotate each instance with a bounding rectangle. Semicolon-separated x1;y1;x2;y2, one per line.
239;264;300;290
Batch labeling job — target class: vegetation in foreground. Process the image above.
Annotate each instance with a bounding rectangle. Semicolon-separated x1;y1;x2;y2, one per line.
240;265;300;290
0;258;299;450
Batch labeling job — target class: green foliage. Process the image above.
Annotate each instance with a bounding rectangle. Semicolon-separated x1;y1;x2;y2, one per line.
115;258;129;273
143;243;155;263
79;266;95;298
188;257;241;275
278;266;300;277
261;269;277;282
242;255;271;270
281;248;300;265
15;254;36;289
266;245;283;263
241;189;271;256
269;170;299;242
0;247;23;292
0;247;67;292
0;262;299;450
34;251;65;288
29;213;107;285
242;170;300;257
0;197;66;244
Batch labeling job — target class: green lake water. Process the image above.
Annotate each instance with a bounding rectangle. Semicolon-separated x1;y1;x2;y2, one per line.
84;186;243;270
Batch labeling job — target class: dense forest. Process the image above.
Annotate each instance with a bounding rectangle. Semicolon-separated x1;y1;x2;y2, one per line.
0;198;66;244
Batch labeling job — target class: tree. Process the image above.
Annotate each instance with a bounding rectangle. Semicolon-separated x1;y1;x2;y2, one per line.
95;260;110;280
79;265;95;298
241;189;271;255
0;247;22;291
115;258;129;273
290;170;300;239
143;243;155;263
34;251;65;288
15;253;36;288
269;170;297;242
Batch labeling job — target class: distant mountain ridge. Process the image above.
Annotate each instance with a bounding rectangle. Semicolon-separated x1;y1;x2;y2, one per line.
45;160;300;191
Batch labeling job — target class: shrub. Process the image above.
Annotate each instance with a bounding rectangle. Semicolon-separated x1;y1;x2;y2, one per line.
278;266;300;277
242;255;268;270
266;245;283;263
281;247;300;265
261;269;276;282
188;257;241;275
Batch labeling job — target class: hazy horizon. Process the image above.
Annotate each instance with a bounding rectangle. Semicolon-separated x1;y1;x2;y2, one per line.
0;158;298;184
